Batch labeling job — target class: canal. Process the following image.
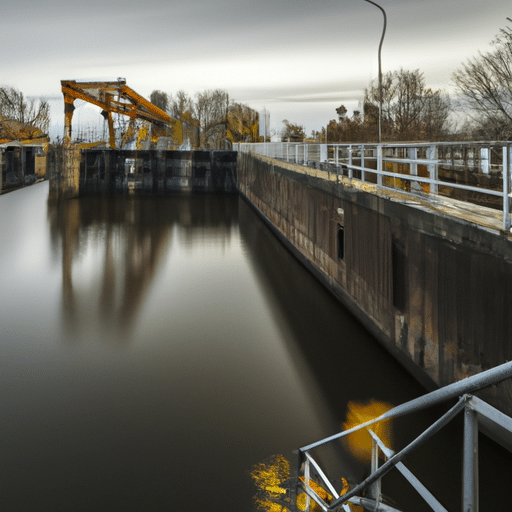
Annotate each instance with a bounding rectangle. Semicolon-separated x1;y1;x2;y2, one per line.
0;182;511;511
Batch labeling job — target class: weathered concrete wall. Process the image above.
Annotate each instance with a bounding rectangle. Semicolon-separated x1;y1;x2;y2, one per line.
48;148;238;200
238;151;512;415
0;145;43;193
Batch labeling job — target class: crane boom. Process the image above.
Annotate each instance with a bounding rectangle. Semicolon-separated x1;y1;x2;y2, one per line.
61;78;183;148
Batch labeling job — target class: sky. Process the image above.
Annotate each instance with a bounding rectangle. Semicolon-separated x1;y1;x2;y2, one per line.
1;0;511;139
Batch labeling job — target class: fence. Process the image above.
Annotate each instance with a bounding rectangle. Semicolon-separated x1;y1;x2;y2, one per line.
295;360;512;512
237;142;512;231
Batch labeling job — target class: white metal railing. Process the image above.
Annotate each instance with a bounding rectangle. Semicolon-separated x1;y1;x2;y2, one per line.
295;360;512;512
237;142;512;232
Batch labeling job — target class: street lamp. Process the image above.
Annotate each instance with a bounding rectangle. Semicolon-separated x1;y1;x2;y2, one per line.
363;0;387;143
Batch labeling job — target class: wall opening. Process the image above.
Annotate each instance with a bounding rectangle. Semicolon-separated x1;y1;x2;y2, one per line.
337;224;345;260
392;240;407;311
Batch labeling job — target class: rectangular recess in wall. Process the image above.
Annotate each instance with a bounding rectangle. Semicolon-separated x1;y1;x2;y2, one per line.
337;224;345;260
392;240;407;311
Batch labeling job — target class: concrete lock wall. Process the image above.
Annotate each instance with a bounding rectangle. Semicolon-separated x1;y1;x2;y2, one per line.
48;148;238;200
237;151;512;415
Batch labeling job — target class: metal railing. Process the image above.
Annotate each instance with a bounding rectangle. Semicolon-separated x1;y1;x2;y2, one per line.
295;360;512;512
237;142;512;231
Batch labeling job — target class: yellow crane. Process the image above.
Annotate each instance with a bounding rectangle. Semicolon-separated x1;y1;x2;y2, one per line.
61;78;183;149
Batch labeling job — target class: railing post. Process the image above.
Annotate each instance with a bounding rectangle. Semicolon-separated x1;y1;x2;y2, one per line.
428;145;438;194
361;145;366;182
320;144;327;167
463;402;479;512
409;147;418;177
348;145;353;179
481;147;490;175
368;436;382;506
377;145;383;186
304;457;311;512
503;145;511;231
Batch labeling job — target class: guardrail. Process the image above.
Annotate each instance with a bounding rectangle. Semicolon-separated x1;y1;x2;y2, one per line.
295;361;512;512
237;142;512;232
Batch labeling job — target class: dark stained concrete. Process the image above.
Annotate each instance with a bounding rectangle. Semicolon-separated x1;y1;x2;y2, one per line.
237;152;512;416
48;148;238;199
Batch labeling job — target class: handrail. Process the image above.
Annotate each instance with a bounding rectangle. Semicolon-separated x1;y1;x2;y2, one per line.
300;360;512;452
328;397;467;509
237;141;512;231
295;361;512;512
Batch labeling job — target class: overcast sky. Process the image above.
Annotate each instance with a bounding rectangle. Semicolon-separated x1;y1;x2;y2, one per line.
2;0;511;137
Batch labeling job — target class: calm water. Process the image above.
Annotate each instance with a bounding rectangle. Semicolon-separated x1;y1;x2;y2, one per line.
1;182;511;511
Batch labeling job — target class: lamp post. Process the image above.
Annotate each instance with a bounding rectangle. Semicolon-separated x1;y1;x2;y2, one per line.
363;0;387;143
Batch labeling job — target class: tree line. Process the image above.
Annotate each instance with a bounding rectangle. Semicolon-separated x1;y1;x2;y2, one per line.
150;88;260;148
1;20;511;145
0;86;50;140
305;21;512;143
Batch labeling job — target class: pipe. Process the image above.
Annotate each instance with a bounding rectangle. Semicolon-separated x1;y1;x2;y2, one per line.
300;360;512;452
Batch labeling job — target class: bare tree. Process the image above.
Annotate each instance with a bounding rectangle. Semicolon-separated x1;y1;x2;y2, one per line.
393;69;425;139
452;24;512;139
281;119;306;141
169;90;194;120
0;86;50;134
166;88;256;147
422;88;451;140
149;90;169;113
195;89;229;148
364;69;450;141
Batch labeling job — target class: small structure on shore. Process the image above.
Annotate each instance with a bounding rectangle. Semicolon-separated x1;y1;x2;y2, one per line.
0;117;48;193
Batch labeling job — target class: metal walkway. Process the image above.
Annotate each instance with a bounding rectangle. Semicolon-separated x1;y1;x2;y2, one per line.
237;142;512;235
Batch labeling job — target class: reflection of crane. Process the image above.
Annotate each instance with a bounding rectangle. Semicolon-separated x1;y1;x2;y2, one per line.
61;78;183;149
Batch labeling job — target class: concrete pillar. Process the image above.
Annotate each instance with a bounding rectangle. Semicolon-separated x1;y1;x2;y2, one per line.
61;146;81;198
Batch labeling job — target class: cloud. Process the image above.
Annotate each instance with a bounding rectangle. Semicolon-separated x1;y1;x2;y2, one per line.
3;0;511;134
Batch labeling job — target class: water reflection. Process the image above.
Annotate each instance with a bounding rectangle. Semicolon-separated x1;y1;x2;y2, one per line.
2;184;510;512
2;185;340;511
250;454;292;512
250;454;360;512
47;195;238;341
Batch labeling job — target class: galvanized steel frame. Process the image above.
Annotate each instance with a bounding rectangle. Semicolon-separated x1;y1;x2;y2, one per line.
295;360;512;512
238;142;512;232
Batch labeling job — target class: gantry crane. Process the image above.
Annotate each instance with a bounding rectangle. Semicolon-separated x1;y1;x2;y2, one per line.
61;78;183;149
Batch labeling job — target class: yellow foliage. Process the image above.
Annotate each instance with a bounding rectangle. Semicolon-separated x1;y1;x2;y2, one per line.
225;102;259;143
254;498;291;512
340;477;350;496
295;492;310;511
252;454;362;512
250;454;290;494
265;485;287;494
251;455;291;512
296;477;362;512
298;476;333;502
342;400;393;462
